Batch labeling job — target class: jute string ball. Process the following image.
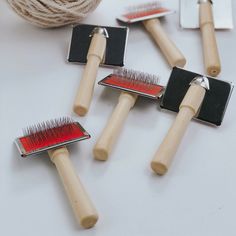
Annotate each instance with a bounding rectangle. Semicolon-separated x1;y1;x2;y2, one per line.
7;0;102;28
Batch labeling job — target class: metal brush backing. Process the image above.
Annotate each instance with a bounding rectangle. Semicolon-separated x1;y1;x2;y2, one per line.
68;24;129;67
160;67;234;126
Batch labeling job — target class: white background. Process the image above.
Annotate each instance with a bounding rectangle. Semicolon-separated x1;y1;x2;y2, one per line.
0;0;235;235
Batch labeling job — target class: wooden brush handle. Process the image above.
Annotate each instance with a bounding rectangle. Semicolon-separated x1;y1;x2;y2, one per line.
143;18;186;68
199;1;221;76
151;84;206;175
93;92;138;161
73;32;107;116
48;147;98;229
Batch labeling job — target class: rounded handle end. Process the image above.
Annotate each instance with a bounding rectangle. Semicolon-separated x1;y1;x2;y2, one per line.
74;104;88;117
173;57;187;68
80;214;98;229
93;146;109;161
151;161;168;176
207;65;221;77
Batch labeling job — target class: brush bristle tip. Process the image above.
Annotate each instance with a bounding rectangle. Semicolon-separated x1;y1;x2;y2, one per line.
113;68;159;85
18;117;89;155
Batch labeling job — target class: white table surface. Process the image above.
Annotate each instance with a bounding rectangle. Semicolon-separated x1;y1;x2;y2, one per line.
0;0;236;235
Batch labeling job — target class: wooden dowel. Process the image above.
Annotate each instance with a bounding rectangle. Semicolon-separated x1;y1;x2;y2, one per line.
199;1;221;76
48;147;98;228
151;84;206;175
74;31;107;116
143;18;186;68
93;92;138;161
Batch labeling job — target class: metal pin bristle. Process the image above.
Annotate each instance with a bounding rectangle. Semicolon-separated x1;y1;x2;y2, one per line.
23;117;74;137
16;117;90;156
126;1;161;14
113;68;159;86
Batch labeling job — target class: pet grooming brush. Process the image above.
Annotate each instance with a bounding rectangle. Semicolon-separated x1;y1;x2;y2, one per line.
180;0;233;76
117;1;186;68
15;117;98;229
93;68;164;161
151;67;233;175
68;24;129;116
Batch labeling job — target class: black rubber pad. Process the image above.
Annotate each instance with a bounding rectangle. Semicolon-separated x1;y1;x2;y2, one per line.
68;24;128;67
160;67;233;126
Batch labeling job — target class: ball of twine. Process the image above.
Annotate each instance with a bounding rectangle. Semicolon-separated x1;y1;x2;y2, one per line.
7;0;102;28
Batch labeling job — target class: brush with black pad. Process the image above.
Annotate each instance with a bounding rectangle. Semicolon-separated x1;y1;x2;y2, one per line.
68;24;129;116
151;67;233;175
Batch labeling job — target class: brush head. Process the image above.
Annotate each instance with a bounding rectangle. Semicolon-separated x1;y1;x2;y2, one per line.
98;68;164;99
117;1;175;24
68;24;129;67
161;67;233;126
15;117;90;157
180;0;234;29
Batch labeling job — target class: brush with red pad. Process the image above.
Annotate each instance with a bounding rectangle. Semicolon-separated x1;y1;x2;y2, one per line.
93;68;164;161
99;68;163;99
117;1;186;68
15;117;98;229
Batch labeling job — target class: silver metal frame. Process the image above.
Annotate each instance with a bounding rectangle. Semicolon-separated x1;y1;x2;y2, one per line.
15;122;90;157
117;10;175;24
98;75;164;100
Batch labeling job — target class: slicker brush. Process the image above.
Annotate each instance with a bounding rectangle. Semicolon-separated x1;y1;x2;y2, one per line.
94;68;163;161
117;1;186;67
15;117;98;229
